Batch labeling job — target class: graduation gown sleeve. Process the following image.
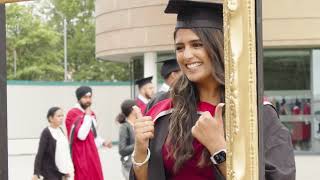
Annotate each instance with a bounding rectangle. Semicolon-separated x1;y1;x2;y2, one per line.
66;108;83;138
34;128;49;177
263;105;296;180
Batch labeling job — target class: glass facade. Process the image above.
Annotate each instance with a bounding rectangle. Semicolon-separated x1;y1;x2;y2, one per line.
264;49;320;153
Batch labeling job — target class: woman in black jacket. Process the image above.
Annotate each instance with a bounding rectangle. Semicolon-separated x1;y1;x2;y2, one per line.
117;100;137;180
32;107;74;180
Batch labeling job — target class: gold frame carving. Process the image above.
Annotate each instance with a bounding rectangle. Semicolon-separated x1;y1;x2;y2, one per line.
224;0;259;179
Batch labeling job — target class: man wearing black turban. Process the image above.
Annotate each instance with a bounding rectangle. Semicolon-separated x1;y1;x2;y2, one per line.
65;86;112;180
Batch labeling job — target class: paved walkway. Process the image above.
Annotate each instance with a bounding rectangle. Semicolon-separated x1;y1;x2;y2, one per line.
8;145;319;180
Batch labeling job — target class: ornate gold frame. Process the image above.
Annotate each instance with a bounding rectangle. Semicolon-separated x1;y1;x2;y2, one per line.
224;0;259;179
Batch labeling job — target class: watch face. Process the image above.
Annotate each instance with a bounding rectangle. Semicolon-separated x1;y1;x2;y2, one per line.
214;151;226;164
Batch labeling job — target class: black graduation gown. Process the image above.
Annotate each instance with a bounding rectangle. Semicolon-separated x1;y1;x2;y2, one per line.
130;93;296;180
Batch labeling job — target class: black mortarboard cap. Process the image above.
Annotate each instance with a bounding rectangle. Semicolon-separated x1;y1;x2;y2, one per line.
164;0;223;30
157;58;180;79
135;76;153;89
76;86;92;100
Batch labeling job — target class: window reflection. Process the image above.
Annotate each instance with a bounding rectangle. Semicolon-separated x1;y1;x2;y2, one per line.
264;49;320;153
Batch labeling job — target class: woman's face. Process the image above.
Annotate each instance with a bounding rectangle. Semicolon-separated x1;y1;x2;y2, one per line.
49;109;64;127
175;29;214;83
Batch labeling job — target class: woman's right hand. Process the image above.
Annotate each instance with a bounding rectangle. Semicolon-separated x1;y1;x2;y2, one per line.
132;106;154;161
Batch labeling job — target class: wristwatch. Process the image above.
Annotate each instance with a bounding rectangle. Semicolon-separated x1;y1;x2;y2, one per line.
210;149;226;165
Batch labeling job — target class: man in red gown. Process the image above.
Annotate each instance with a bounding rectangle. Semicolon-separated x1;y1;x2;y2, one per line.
135;76;155;114
65;86;112;180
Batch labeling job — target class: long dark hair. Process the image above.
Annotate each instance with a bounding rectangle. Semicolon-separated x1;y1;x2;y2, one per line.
47;107;61;122
168;27;225;172
116;99;137;124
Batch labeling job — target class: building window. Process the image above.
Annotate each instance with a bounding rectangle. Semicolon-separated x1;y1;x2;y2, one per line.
263;49;317;153
264;49;311;90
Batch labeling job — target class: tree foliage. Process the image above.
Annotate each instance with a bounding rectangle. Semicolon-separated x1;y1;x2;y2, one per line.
6;0;130;81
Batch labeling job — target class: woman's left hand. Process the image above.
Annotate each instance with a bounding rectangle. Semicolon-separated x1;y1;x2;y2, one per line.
191;103;226;155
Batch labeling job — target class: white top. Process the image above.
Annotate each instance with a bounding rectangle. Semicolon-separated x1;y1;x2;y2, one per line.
158;83;170;92
138;94;149;104
48;126;74;175
75;104;105;148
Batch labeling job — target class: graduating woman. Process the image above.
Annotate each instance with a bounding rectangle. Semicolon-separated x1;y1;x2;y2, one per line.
33;107;74;180
131;1;227;179
130;0;295;180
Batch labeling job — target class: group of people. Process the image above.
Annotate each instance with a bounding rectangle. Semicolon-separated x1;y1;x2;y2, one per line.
276;98;311;116
134;59;182;114
117;56;182;180
33;0;296;180
31;52;182;180
32;86;112;180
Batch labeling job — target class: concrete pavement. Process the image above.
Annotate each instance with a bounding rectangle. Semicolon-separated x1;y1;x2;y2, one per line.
8;145;319;180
